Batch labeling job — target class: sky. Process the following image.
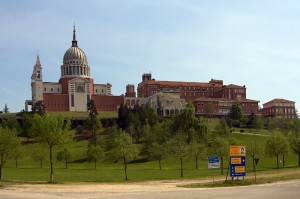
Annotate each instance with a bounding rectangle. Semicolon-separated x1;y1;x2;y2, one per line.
1;0;300;113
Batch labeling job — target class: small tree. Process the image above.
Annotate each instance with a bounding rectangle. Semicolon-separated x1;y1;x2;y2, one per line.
265;134;289;169
211;137;229;175
3;103;9;113
87;145;104;170
169;133;189;177
108;132;139;181
289;135;300;166
12;150;22;168
189;142;206;169
149;142;167;170
29;114;74;182
0;127;20;180
32;147;47;168
247;140;262;171
57;148;72;169
32;101;46;115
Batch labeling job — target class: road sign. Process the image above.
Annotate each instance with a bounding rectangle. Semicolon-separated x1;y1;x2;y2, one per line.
230;146;246;156
254;158;260;166
230;156;246;177
208;156;220;169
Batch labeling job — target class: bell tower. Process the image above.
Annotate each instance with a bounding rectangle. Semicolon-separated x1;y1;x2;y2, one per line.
31;53;44;103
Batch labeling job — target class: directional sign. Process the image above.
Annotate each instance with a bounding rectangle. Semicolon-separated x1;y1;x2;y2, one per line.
230;156;246;177
208;156;220;169
230;146;246;156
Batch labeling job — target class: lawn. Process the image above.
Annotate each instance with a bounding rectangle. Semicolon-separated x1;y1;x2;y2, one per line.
2;132;300;183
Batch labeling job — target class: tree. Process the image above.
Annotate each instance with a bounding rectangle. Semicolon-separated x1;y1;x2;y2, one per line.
12;150;22;168
189;142;206;169
149;142;167;170
227;103;244;127
3;103;9;113
289;135;300;166
117;104;129;130
169;133;189;177
57;148;72;169
211;137;229;175
247;139;263;171
32;101;46;115
87;100;101;145
204;101;215;122
0;127;20;180
29;114;74;182
213;119;230;138
87;145;104;170
265;134;289;169
32;146;47;168
1;116;21;134
108;132;139;181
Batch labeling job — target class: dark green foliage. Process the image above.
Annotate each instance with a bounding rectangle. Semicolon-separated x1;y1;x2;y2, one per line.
2;103;9;113
227;103;244;127
1;116;21;134
32;101;46;115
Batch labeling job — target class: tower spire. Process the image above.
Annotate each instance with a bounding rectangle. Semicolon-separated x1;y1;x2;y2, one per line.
36;53;41;66
72;24;78;47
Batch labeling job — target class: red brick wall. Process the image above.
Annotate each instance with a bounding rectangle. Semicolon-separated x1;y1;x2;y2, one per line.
43;94;69;111
92;95;124;111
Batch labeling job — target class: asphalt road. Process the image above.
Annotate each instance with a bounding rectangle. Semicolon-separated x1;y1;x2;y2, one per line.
1;179;299;199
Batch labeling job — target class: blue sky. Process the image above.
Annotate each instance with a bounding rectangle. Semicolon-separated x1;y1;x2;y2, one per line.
1;0;300;112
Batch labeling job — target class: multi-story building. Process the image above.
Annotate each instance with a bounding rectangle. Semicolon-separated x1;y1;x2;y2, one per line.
25;26;123;112
260;98;296;119
137;73;258;117
192;97;259;118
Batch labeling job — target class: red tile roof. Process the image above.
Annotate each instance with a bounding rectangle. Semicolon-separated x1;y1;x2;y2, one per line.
144;80;223;88
263;98;295;105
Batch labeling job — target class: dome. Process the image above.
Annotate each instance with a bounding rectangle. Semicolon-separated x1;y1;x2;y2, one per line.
60;26;91;78
63;46;88;64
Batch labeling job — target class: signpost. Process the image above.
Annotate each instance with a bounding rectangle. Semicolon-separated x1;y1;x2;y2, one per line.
254;158;259;182
208;156;220;169
229;146;246;179
208;156;220;183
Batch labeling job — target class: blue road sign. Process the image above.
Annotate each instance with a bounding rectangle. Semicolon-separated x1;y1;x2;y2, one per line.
208;156;220;169
230;156;246;177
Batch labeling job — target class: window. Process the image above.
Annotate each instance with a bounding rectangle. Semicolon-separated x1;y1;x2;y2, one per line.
71;94;74;107
51;88;53;91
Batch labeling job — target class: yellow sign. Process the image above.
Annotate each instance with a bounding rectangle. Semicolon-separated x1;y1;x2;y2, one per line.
230;146;246;156
235;166;245;173
231;157;241;164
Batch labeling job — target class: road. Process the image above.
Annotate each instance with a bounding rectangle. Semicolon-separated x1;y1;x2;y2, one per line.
1;179;299;199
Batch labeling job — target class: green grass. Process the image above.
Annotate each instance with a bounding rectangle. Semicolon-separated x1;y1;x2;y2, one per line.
1;124;300;183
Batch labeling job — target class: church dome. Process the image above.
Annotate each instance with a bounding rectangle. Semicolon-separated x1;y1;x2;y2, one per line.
60;26;91;78
63;46;87;64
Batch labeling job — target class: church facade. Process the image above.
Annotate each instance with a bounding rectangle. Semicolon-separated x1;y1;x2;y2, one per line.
25;27;123;112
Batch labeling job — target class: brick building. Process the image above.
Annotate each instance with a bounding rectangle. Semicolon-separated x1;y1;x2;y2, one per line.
25;26;123;112
260;98;296;119
137;73;258;117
